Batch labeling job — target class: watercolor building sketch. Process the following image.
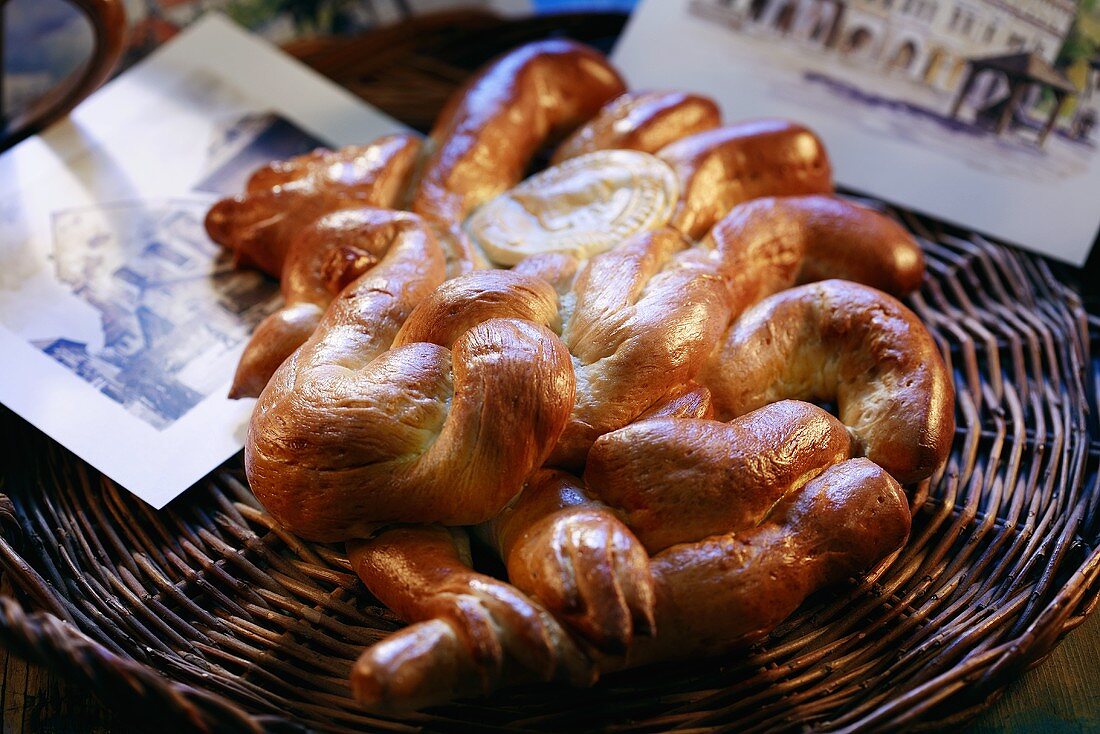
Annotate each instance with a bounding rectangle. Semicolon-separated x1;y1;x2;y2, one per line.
31;113;325;429
689;0;1100;182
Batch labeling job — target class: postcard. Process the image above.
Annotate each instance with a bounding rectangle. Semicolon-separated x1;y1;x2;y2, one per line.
0;13;408;508
613;0;1100;266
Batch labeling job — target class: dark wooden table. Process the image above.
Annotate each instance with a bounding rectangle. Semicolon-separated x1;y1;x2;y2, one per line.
0;565;1095;733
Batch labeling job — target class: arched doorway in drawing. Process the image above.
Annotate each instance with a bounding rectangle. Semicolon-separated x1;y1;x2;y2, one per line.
773;0;798;33
810;14;831;42
970;68;1005;110
922;46;946;86
946;57;969;92
841;26;874;58
887;39;918;74
808;1;839;44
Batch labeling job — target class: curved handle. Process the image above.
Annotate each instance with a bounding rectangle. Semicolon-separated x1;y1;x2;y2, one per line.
1;0;128;151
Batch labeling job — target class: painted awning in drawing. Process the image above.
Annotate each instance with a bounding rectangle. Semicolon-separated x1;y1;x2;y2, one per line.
967;51;1077;95
950;51;1079;147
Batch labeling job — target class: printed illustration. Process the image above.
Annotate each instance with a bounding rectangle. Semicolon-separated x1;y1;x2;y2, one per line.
689;0;1100;182
32;113;325;429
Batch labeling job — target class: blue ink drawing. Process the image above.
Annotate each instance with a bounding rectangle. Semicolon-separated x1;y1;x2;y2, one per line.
33;113;326;430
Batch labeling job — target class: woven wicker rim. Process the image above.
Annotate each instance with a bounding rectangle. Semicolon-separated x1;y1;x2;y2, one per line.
1;12;1098;733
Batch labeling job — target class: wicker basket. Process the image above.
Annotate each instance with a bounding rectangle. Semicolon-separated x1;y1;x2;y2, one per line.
1;11;1097;733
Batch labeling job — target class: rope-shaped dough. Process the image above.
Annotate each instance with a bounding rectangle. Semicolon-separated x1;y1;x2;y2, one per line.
246;220;575;541
205;134;420;277
202;40;955;713
704;279;956;484
550;90;720;164
348;525;595;712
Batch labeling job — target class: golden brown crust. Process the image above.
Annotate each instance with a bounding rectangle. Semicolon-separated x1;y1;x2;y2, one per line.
484;470;655;654
617;458;910;665
584;401;852;553
659;120;833;239
550;90;721;164
546;226;733;468
230;208;429;398
205;134;421;277
704;280;955;484
244;215;577;540
348;525;595;712
412;40;626;272
394;270;562;348
637;381;714;420
704;195;925;307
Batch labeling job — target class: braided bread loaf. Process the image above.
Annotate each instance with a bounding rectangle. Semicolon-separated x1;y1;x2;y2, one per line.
205;39;956;713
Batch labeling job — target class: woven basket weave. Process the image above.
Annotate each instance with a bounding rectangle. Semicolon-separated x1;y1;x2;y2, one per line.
0;11;1097;733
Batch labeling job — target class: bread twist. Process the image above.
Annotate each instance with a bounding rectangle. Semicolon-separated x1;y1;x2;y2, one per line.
480;469;655;654
658;119;835;239
515;226;732;469
703;195;926;310
617;456;910;666
204;39;957;714
703;280;956;484
490;274;950;657
498;193;925;469
231;208;430;398
550;90;721;164
349;438;911;707
348;525;595;712
246;220;575;541
205;134;420;277
584;401;853;552
477;383;714;653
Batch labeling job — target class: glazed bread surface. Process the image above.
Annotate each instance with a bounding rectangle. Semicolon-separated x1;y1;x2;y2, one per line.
201;37;956;714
